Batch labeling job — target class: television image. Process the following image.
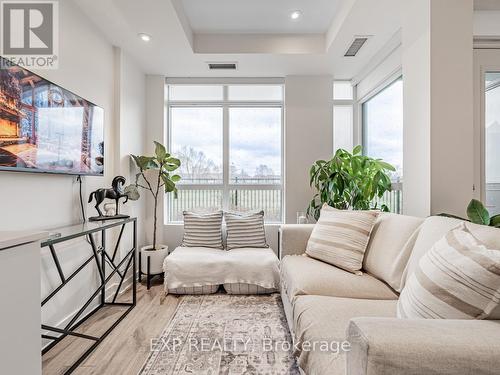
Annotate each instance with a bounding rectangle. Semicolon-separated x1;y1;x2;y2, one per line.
0;57;104;176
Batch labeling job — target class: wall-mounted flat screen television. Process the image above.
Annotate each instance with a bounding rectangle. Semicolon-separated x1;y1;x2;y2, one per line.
0;57;104;176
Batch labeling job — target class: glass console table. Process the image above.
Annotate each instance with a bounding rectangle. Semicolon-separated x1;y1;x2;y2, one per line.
41;217;137;374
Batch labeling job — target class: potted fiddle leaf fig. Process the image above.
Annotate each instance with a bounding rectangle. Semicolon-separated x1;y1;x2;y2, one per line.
125;141;181;275
307;145;396;221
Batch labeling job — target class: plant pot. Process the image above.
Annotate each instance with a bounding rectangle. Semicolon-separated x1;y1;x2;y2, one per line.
140;245;168;275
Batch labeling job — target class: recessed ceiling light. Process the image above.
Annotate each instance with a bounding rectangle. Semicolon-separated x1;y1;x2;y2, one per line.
290;10;302;20
138;33;152;42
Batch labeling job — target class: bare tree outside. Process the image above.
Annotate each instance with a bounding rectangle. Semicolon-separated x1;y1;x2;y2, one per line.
176;145;220;182
254;164;275;177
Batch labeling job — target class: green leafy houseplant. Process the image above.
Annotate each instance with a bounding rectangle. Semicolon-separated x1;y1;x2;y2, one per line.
441;199;500;228
307;146;396;221
125;141;181;250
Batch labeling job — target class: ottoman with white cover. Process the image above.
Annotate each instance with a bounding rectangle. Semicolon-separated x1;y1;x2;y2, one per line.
163;246;280;295
166;209;279;294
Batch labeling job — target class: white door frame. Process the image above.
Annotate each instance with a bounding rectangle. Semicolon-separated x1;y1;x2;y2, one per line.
473;48;500;204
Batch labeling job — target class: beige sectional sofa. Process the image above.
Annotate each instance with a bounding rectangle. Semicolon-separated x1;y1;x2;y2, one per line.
279;213;500;375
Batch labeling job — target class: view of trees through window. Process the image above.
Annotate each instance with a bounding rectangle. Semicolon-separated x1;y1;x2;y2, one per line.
229;107;281;184
167;84;283;222
170;107;223;184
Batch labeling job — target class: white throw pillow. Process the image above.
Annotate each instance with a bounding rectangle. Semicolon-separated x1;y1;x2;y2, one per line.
306;204;379;274
398;223;500;319
181;210;224;249
224;210;268;250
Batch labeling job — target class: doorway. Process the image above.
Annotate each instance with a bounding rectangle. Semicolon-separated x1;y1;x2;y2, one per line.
474;48;500;215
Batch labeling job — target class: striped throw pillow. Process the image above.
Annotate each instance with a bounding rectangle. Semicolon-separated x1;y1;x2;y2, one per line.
398;223;500;319
305;204;379;274
224;211;268;250
181;211;223;249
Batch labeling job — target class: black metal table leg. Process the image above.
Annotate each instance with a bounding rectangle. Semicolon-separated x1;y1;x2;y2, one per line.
147;255;151;290
133;220;137;305
138;249;142;282
101;229;106;305
41;218;137;375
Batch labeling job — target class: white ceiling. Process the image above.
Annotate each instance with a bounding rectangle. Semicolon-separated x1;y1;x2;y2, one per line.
181;0;341;34
72;0;405;79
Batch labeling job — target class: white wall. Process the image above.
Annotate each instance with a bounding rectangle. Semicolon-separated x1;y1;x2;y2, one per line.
401;0;432;217
116;49;147;248
0;0;146;337
0;2;115;230
145;75;167;248
474;11;500;37
284;76;334;224
402;0;474;217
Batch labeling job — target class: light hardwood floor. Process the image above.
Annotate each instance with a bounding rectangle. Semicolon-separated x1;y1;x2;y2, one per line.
42;279;180;375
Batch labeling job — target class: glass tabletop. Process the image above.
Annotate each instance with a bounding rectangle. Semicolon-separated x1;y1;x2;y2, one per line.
41;217;136;247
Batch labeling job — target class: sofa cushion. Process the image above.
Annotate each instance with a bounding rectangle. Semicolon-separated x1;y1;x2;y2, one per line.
293;295;397;375
403;216;500;285
224;210;268;250
164;246;280;293
306;205;379;274
403;216;500;319
167;285;219;295
347;318;500;375
363;212;424;291
223;283;276;294
181;210;224;249
164;247;227;292
281;255;398;301
398;223;500;319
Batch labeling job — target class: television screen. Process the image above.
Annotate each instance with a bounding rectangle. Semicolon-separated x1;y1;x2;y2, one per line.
0;57;104;176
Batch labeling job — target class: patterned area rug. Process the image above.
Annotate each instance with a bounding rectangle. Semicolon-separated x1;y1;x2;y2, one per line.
139;294;300;375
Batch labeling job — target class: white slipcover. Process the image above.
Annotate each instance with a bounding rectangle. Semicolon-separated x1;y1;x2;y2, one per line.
163;246;280;294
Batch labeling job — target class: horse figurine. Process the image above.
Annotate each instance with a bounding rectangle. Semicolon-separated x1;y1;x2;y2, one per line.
88;176;129;219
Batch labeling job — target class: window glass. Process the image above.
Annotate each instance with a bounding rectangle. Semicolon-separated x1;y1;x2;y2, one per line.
229;188;282;223
169;85;223;101
170;107;223;184
333;81;353;100
228;85;283;101
167;84;283;223
362;78;403;180
229;107;282;184
485;72;500;215
333;105;353;151
166;189;223;223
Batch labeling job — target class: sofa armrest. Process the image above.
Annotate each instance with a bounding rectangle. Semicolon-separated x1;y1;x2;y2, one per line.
279;224;315;258
346;317;500;375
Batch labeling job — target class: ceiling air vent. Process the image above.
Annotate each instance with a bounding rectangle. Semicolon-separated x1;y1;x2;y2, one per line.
344;37;369;57
207;62;238;70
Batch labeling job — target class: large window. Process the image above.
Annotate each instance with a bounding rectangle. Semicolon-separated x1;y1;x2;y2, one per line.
333;81;354;152
361;77;403;213
167;83;283;223
362;77;403;179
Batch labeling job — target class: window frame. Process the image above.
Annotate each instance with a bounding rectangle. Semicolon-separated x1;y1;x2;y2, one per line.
357;74;404;214
360;75;402;156
483;70;500;214
333;80;356;153
166;81;285;224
